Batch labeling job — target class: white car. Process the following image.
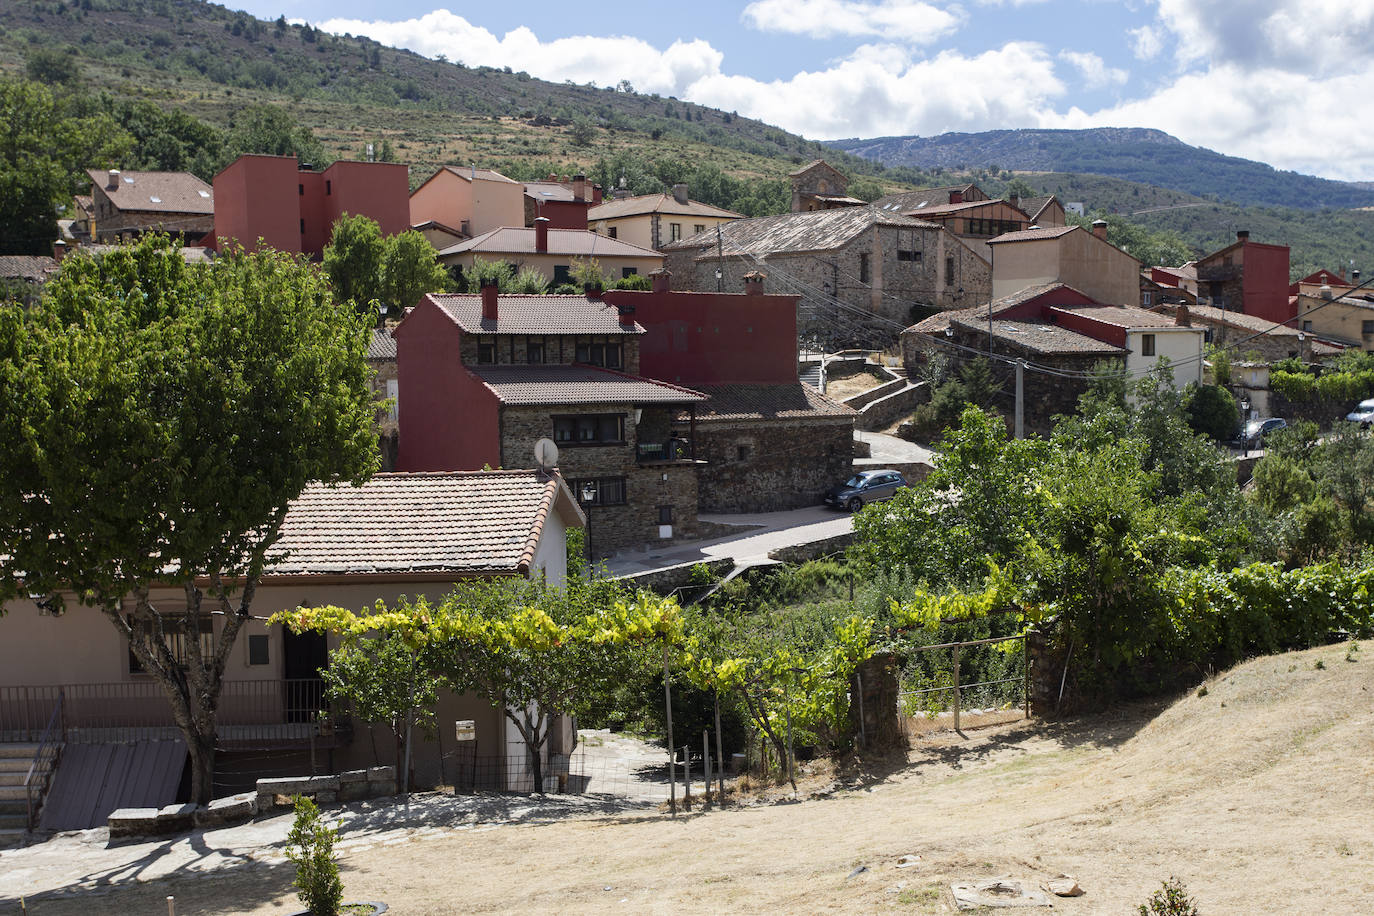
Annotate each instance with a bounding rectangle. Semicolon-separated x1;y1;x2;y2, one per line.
1347;398;1374;428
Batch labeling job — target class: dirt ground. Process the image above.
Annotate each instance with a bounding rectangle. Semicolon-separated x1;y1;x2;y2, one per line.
6;641;1374;914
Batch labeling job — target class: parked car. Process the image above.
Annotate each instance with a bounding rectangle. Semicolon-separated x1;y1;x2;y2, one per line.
824;469;909;511
1346;398;1374;428
1241;417;1288;449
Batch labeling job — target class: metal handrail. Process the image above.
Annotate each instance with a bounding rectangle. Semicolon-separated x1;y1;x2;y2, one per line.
24;689;64;831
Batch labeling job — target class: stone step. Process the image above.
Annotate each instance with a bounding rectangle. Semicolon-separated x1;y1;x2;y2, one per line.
0;786;35;801
0;744;42;759
0;757;47;773
0;816;29;833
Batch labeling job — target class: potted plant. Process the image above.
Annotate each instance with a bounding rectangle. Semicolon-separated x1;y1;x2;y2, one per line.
285;795;387;916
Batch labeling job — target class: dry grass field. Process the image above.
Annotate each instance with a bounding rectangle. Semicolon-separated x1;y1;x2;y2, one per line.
10;639;1374;914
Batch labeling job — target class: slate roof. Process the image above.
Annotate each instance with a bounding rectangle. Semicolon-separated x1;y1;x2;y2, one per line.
986;226;1077;244
682;384;856;421
471;365;707;406
437;227;661;259
950;318;1125;356
426;293;644;335
524;182;582;203
666;206;941;258
266;471;581;578
907;282;1078;334
87;170;214;214
872;185;981;211
1155;302;1302;336
1017;196;1059;221
367;327;397;360
887;199;1023;218
0;255;59;282
1052;304;1185;328
587;193;743;221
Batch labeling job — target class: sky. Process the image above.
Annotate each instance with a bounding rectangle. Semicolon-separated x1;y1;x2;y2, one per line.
231;0;1374;182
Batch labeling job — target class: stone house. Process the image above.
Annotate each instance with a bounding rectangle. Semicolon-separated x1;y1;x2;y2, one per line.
1152;302;1311;362
1194;230;1291;323
437;218;664;288
0;470;585;825
790;160;866;212
86;169;214;244
662;206;991;349
366;328;399;470
988;223;1142;307
873;184;1034;261
587;185;743;249
393;286;708;558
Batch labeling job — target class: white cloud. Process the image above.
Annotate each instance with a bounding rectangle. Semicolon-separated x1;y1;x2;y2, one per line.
1127;25;1162;60
740;0;962;44
316;10;722;96
1058;50;1128;87
688;42;1067;140
1151;0;1374;73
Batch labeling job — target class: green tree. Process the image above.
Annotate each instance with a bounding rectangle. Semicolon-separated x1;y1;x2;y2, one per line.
285;796;344;916
322;213;385;315
1184;383;1238;441
222;103;327;170
0;236;379;803
25;48;80;86
379;230;450;316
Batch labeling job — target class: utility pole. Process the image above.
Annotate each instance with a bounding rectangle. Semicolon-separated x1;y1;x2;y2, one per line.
1014;359;1025;439
716;224;723;292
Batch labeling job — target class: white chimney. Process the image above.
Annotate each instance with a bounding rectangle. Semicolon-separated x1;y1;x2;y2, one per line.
107;169;121;190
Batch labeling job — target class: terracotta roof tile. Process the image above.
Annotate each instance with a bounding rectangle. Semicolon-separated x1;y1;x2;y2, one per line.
588;194;742;221
0;255;59;282
986;226;1077;244
1155;302;1302;336
366;328;397;360
472;365;707;406
267;471;582;577
682;384;857;421
87;170;214;215
443;165;518;184
1052;304;1184;328
427;293;644;335
437;227;661;259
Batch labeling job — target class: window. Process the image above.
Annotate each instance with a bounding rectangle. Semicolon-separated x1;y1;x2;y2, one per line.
1140;333;1156;357
385;377;399;422
694;224;705;234
526;340;545;364
658;505;673;525
1363;320;1374;336
571;477;627;507
945;256;955;286
737;444;751;462
477;341;496;364
1302;320;1313;332
552;265;572;285
896;250;921;263
247;634;271;667
669;222;681;241
298;183;304;196
621;267;638;279
325;179;332;195
553;414;625;446
574;340;623;369
128;614;215;674
300;218;306;234
1142;291;1153;306
859;253;870;284
607;227;617;239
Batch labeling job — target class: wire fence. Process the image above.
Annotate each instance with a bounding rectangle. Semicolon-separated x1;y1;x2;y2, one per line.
898;634;1029;738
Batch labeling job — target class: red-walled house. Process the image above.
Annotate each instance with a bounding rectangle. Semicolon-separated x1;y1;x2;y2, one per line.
212;155;410;258
1195;230;1291;323
393;286;709;557
603;270;856;513
524;176;602;230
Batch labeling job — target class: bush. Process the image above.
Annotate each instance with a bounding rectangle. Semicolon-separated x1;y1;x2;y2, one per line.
1184;384;1237;440
1138;877;1199;916
286;796;343;916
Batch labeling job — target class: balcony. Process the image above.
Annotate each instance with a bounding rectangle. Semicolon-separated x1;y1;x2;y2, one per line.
0;680;339;749
636;436;701;465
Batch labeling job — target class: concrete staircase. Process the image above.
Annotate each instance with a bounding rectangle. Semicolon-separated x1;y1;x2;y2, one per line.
0;742;58;835
799;362;823;390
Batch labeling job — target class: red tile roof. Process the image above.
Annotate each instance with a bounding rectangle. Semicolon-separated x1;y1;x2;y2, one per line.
267;471;582;578
588;193;743;221
87;170;214;215
0;255;59;282
437;227;661;259
472;365;707;406
986;226;1077;244
427;293;644;335
367;328;397;360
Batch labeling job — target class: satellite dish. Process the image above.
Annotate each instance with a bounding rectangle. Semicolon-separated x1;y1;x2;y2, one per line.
534;438;559;473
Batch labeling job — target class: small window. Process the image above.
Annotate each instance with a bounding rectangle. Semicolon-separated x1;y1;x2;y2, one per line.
859;253;870;284
552;265;572;285
1141;334;1156;357
248;634;270;666
622;267;637;279
553;414;625;446
1142;291;1153;306
128;615;215;674
571;477;627;507
737;444;751;462
526;340;545;364
385;377;399;422
325;179;332;195
607;227;617;239
298;183;304;196
1302;320;1313;332
669;223;681;241
897;250;920;263
658;505;673;525
300;218;306;234
694;224;705;234
477;342;496;364
945;256;955;285
1363;320;1374;335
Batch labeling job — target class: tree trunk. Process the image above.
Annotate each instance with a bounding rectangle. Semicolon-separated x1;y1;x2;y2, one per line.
504;707;547;794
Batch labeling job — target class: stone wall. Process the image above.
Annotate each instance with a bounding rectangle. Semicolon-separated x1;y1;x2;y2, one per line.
613;557;735;596
767;531;855;564
692;417;854;512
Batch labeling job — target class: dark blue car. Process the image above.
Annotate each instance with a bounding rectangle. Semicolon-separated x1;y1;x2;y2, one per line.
824;469;909;512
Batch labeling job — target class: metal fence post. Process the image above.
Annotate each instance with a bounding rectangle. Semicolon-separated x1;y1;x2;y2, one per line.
1023;634;1031;719
702;731;711;807
952;643;961;733
683;745;692;811
663;644;676;815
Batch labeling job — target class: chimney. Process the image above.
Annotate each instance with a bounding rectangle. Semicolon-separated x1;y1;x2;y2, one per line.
53;239;67;262
743;270;766;295
1320;284;1334;300
616;304;636;327
613;188;631;200
1174;304;1191;327
650;267;671;293
1009;195;1020;210
1354;269;1362;283
480;279;499;320
949;189;963;204
573;173;587;201
584;282;603;301
533;216;549;253
1092;219;1108;240
672;183;689;205
1236;229;1250;243
106;169;120;190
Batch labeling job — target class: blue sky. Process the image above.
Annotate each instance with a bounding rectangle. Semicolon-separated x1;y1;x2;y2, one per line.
230;1;1374;181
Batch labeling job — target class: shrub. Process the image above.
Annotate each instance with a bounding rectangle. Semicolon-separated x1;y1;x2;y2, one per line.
1137;877;1199;916
285;796;343;916
1184;384;1237;440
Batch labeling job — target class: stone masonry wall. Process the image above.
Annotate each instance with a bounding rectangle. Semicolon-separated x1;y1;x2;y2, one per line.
693;417;854;512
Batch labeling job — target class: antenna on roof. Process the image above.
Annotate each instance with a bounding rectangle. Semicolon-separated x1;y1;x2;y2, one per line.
533;437;559;477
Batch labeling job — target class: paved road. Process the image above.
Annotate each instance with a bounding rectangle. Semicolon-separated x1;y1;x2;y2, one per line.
854;430;935;466
603;505;853;577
